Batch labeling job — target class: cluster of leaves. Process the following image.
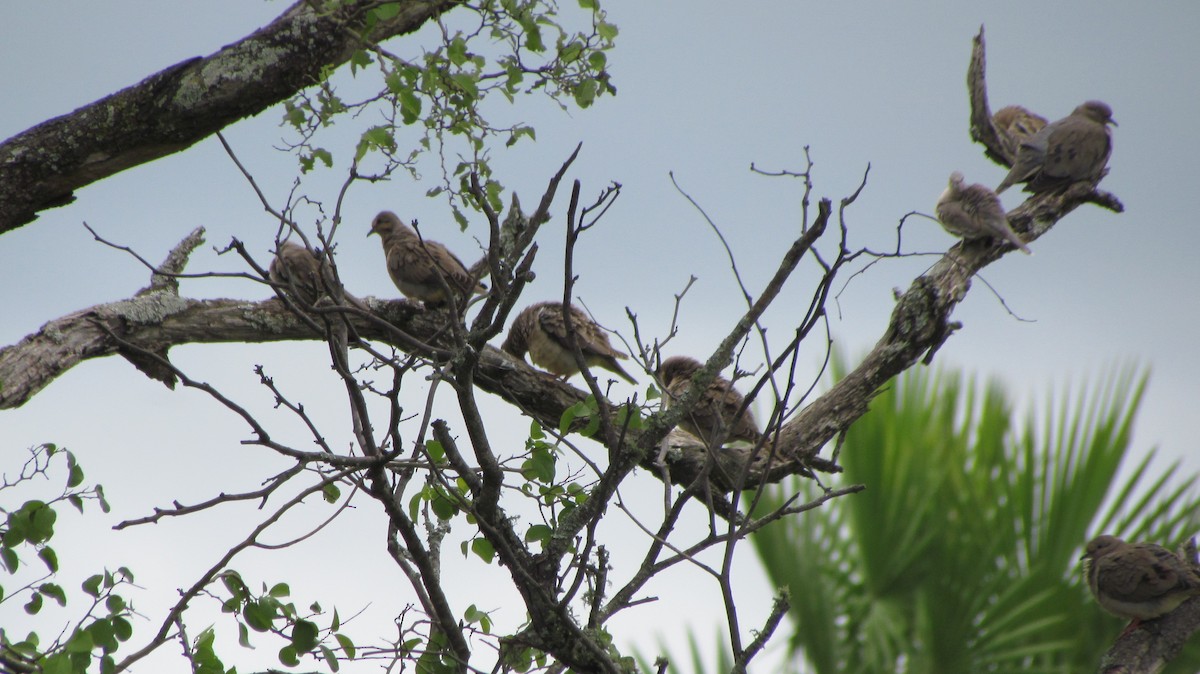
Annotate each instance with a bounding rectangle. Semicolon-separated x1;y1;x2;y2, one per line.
284;0;618;227
208;570;356;672
0;444;135;674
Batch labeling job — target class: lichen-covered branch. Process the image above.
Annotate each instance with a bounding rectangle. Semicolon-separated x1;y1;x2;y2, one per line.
0;0;454;234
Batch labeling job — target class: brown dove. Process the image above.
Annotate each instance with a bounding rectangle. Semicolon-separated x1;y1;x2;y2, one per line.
501;301;636;384
996;100;1116;194
269;240;333;305
936;172;1032;255
368;210;486;307
656;355;760;446
1082;534;1200;635
992;105;1048;158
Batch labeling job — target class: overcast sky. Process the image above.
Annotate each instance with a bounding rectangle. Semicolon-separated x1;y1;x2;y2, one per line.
2;2;1198;672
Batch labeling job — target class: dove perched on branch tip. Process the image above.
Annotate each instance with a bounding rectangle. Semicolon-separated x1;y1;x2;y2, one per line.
368;211;486;307
502;301;636;384
936;172;1031;255
656;355;760;446
996;100;1116;194
1082;534;1200;637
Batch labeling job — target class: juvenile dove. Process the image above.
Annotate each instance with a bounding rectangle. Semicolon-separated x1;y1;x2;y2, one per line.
1082;534;1200;635
656;355;760;446
269;240;332;305
501;301;636;384
992;105;1048;158
936;172;1032;255
368;210;486;307
996;100;1116;194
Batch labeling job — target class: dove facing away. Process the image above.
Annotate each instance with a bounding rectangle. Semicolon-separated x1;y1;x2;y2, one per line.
996;100;1116;194
1082;534;1200;636
992;105;1048;159
269;240;334;306
936;172;1032;255
501;301;636;384
368;211;486;307
656;355;760;446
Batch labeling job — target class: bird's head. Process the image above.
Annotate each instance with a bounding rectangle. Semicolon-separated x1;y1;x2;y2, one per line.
1082;534;1123;561
947;171;966;190
656;355;703;387
369;211;407;238
1077;100;1117;127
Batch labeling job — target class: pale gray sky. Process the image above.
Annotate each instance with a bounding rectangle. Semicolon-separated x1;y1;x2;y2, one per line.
2;2;1198;672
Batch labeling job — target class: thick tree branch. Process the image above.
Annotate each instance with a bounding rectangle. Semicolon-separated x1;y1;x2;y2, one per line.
0;0;455;234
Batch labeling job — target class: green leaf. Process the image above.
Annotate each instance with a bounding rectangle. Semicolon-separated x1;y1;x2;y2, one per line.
66;455;84;488
38;546;58;573
447;37;469;66
66;629;93;653
0;547;17;573
425;440;445;462
597;21;618;41
112;617;133;642
278;645;299;667
335;632;356;659
82;574;103;598
349;49;372;73
320;644;340;672
573;78;598;108
322;482;341;504
243;599;276;632
525;524;552;546
588;51;607;70
88;618;118;653
400;89;422;125
39;582;66;607
560;41;583;63
105;594;126;614
24;592;42;615
470;538;495;564
291;619;320;653
430;488;457;520
578;0;596;8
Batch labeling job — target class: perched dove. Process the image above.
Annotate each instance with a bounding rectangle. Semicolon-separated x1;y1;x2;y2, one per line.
936;172;1032;255
501;301;636;384
1082;534;1200;636
269;240;333;305
992;105;1048;158
656;355;760;446
368;211;486;307
996;100;1116;194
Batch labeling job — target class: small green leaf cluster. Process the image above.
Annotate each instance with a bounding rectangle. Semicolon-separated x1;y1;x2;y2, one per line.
217;570;356;671
520;421;587;551
1;445;132;674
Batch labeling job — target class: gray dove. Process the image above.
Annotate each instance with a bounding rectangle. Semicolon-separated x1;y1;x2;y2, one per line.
936;172;1032;255
992;105;1048;158
996;100;1116;194
1082;534;1200;637
501;301;636;384
369;211;486;307
656;355;760;446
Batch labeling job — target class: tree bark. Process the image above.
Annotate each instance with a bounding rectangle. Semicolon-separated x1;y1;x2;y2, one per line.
0;0;454;234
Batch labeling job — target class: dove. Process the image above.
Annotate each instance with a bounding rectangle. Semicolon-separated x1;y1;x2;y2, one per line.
996;100;1116;194
656;355;760;446
936;172;1032;254
992;105;1048;158
368;210;486;307
501;301;636;384
269;240;333;305
1082;534;1200;636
